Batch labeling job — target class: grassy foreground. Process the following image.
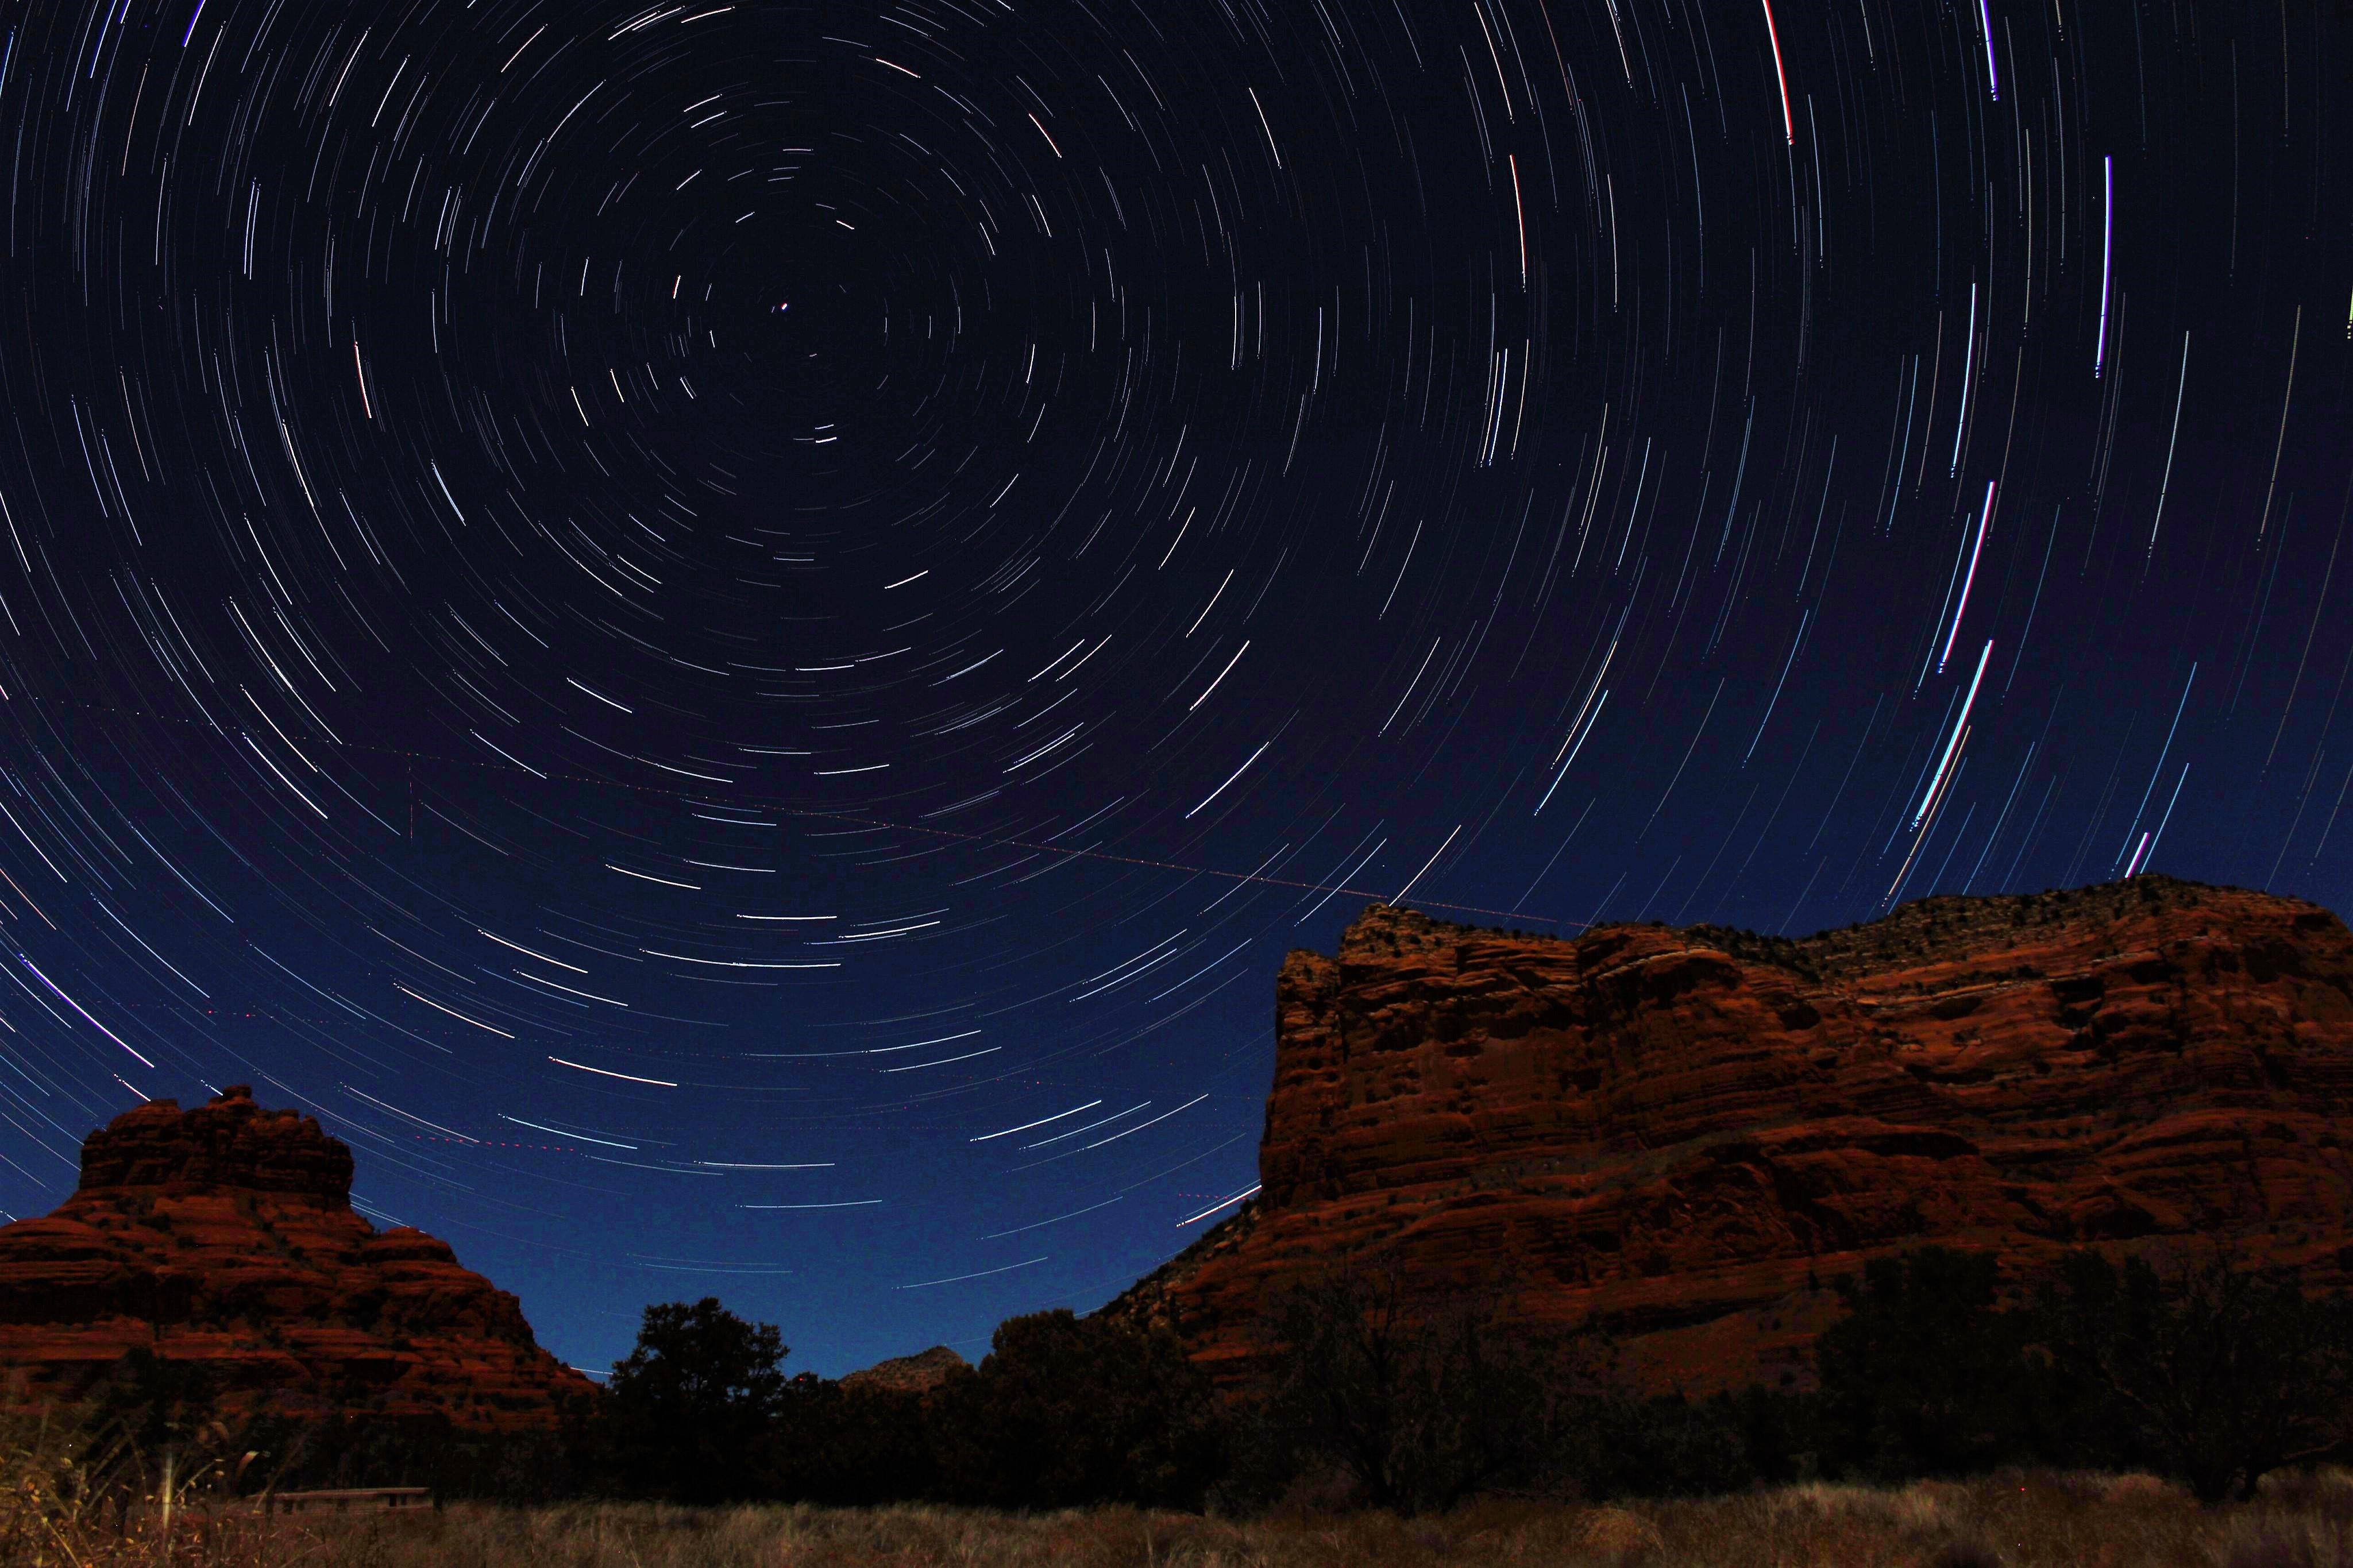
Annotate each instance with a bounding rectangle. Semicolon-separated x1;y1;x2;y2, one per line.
20;1473;2353;1567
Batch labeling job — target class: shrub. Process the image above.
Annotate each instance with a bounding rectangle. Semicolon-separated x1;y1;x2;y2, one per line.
0;1409;276;1567
1568;1390;1765;1500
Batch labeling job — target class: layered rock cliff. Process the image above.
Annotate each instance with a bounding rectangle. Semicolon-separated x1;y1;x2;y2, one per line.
1100;877;2353;1392
0;1086;591;1430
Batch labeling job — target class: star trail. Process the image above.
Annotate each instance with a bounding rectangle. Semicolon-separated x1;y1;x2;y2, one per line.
0;0;2344;1376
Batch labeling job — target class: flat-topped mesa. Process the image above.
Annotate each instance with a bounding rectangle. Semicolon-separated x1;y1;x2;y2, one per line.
1099;876;2353;1395
0;1086;590;1431
75;1084;351;1203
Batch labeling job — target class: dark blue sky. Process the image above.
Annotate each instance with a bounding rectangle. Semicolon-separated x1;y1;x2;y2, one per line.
0;0;2345;1378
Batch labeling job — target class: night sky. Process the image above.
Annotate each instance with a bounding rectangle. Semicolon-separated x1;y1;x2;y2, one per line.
0;0;2344;1380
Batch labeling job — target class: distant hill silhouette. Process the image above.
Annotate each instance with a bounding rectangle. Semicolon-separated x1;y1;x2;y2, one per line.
839;1344;968;1396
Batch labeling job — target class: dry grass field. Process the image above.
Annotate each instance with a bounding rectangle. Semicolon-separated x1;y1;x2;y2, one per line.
14;1472;2353;1568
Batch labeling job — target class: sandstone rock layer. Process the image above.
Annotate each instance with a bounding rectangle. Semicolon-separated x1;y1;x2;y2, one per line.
1101;878;2353;1392
0;1086;590;1430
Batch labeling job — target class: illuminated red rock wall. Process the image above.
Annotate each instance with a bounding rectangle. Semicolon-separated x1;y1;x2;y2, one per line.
0;1086;590;1430
1102;878;2353;1392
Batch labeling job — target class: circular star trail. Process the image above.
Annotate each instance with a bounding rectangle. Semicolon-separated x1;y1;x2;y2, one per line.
0;0;2344;1372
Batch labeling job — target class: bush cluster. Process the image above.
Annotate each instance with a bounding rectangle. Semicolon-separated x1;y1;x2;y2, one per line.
1815;1247;2353;1502
591;1304;1226;1510
574;1249;2353;1512
64;1247;2353;1512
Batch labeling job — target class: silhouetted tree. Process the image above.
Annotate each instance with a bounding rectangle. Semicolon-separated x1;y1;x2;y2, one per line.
604;1297;789;1503
1718;1381;1819;1487
766;1373;938;1505
2036;1251;2353;1503
1814;1248;2036;1479
1255;1268;1583;1515
930;1310;1225;1510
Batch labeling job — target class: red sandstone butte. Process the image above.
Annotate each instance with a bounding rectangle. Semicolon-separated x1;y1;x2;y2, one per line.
1099;877;2353;1393
0;1086;590;1430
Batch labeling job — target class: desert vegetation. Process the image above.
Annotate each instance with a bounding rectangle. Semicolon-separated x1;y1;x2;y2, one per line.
10;1246;2353;1565
17;1458;2353;1567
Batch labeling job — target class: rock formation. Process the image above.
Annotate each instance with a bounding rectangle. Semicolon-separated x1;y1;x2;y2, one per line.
1099;877;2353;1393
839;1345;968;1396
0;1086;591;1430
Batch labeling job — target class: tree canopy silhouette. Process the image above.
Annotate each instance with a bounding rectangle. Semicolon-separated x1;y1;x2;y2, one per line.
605;1297;789;1504
930;1309;1225;1510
